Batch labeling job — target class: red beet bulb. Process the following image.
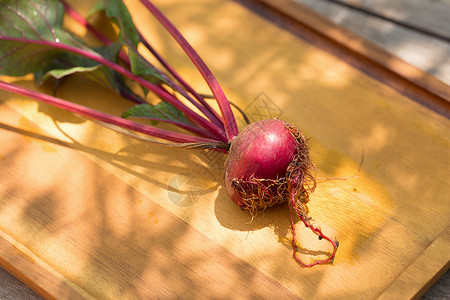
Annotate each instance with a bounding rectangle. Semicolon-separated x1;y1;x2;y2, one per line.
224;118;338;267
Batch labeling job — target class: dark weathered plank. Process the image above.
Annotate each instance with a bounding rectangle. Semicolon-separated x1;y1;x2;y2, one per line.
293;0;450;85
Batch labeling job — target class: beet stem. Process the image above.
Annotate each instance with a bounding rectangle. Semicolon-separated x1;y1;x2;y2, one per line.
60;0;225;131
138;32;225;129
0;80;218;144
60;0;110;45
0;36;228;142
138;0;238;141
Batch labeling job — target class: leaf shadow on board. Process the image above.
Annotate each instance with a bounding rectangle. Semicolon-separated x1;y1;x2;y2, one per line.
3;77;223;191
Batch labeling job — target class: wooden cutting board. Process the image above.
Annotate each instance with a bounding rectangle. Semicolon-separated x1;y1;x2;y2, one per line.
0;0;449;299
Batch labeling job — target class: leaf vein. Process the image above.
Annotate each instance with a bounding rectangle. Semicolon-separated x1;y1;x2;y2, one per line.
28;0;56;41
0;43;28;63
0;9;24;38
6;4;45;40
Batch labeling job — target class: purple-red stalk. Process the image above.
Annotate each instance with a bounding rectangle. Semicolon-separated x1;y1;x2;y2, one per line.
0;36;228;142
60;0;110;45
138;32;224;129
60;0;225;131
60;0;130;65
138;0;238;140
0;80;218;144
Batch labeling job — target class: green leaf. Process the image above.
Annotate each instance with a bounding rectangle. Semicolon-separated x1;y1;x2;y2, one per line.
87;0;108;18
0;0;143;103
1;42;54;76
0;0;64;39
34;52;101;84
93;43;143;101
105;0;139;47
33;42;142;102
95;42;122;62
128;50;165;90
127;47;167;98
122;102;193;126
36;65;101;84
0;0;94;76
104;0;167;89
33;42;120;85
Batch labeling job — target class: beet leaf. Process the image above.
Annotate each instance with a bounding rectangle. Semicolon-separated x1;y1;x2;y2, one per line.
121;102;219;139
0;0;142;103
105;0;166;87
0;0;87;76
123;102;193;125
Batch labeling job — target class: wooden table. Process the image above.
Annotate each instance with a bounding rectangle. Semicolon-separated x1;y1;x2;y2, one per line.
1;0;449;299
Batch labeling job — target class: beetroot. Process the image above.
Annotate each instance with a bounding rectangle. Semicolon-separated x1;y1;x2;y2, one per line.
224;118;338;267
224;119;313;211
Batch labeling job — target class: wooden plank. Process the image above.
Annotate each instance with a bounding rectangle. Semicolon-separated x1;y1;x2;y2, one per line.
0;0;450;299
292;0;450;86
0;267;43;299
0;232;92;300
302;0;450;38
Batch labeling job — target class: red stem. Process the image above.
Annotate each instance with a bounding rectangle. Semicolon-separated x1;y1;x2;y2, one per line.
60;0;109;44
60;0;225;132
60;0;130;64
132;116;219;140
0;80;219;144
0;36;228;142
138;32;224;129
138;0;238;141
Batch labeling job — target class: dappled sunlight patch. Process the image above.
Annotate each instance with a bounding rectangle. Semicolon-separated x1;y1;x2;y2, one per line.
308;149;394;265
302;51;354;88
350;122;392;153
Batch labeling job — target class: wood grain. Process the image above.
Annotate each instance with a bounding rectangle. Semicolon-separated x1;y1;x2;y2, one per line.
0;266;43;300
0;0;449;299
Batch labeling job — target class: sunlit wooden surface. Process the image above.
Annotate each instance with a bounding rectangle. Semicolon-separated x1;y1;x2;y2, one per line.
0;0;449;299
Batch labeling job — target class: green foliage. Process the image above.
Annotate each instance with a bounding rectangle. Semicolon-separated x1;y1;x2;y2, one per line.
0;0;188;125
122;102;193;126
105;0;167;90
0;0;71;75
